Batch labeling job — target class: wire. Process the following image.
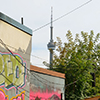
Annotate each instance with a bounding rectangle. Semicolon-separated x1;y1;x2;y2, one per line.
5;43;48;62
0;44;49;67
1;73;30;99
0;63;63;99
33;72;64;85
0;1;93;97
31;54;48;62
0;62;58;99
0;49;45;67
33;0;92;32
31;63;45;66
0;39;61;85
0;49;44;67
31;73;56;88
2;38;89;93
1;73;50;100
0;38;92;91
0;59;62;87
3;59;63;86
0;39;64;86
0;39;93;98
64;59;92;89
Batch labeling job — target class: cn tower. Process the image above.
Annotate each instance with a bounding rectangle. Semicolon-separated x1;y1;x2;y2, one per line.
47;7;56;69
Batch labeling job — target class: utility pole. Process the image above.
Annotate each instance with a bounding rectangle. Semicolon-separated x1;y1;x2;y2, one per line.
47;7;55;69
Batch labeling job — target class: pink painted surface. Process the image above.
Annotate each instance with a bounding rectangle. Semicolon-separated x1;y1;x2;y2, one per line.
30;89;61;100
0;90;8;100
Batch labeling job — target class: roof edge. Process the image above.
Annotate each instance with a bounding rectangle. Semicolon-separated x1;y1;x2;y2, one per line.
0;12;32;36
30;65;65;79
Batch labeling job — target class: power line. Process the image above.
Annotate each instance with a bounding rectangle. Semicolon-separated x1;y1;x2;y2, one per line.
0;38;82;90
31;73;63;88
33;72;64;85
64;59;91;89
1;73;30;99
0;44;49;67
0;0;92;63
0;38;93;98
32;64;47;66
1;67;80;100
33;0;92;32
0;63;64;86
0;39;64;86
0;56;58;99
1;38;91;89
0;49;46;67
31;54;48;62
0;38;94;90
1;73;50;99
5;43;48;62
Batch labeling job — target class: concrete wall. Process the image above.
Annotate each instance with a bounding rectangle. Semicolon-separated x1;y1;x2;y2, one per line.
0;12;32;100
30;66;65;100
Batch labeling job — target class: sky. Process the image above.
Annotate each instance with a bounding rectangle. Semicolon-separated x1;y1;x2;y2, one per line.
0;0;100;68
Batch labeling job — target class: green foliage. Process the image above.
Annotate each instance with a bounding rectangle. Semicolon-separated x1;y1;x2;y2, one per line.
52;30;100;99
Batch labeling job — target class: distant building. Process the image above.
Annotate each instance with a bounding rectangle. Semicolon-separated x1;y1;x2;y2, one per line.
30;65;65;100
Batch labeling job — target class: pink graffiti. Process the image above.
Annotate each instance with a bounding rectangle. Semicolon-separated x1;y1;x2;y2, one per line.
0;89;8;100
30;89;61;100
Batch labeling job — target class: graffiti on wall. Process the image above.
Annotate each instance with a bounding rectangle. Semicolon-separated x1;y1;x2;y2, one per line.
0;52;26;94
0;88;25;100
30;84;61;100
30;90;61;100
0;88;8;100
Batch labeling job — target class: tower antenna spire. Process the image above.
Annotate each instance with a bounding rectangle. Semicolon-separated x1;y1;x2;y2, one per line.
51;7;53;27
50;7;53;42
47;7;56;69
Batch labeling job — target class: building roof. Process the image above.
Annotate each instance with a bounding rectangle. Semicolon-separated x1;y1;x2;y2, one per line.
0;12;32;35
83;95;100;100
30;65;65;79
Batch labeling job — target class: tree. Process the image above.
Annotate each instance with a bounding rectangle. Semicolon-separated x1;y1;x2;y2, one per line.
52;30;100;100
